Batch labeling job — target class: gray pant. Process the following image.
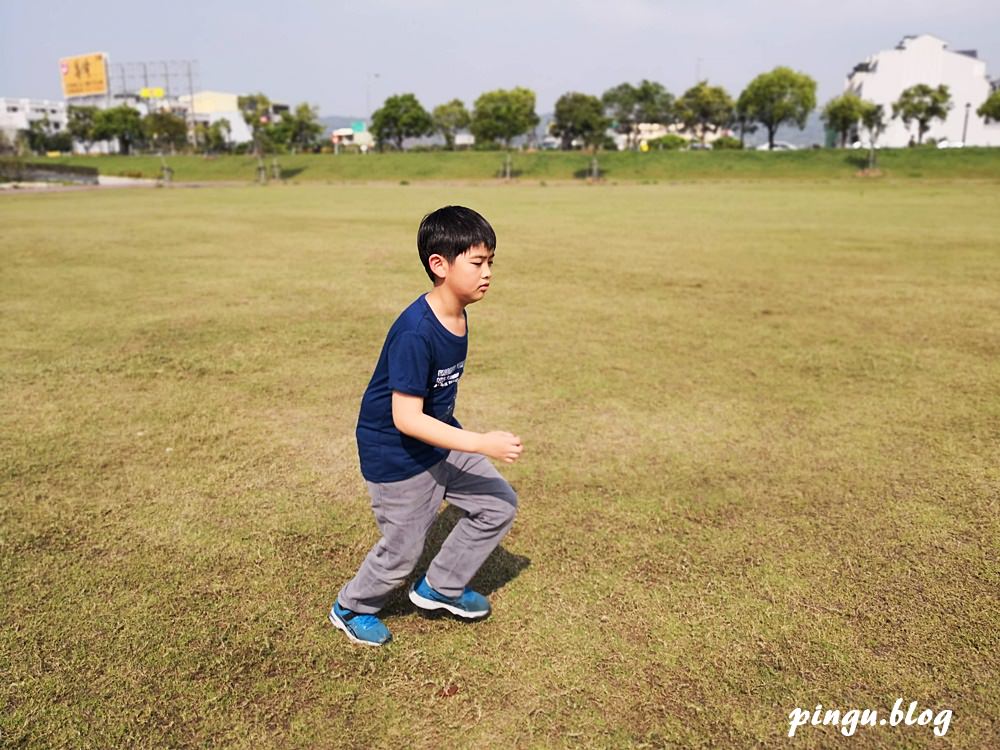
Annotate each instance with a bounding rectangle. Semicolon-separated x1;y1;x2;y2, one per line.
338;450;518;613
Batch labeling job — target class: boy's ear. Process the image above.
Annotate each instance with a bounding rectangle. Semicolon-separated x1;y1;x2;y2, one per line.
427;253;449;281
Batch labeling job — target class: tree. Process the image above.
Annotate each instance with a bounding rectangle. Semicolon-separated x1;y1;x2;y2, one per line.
733;94;758;147
196;118;231;153
978;90;1000;123
738;67;817;150
634;80;674;129
25;118;52;153
893;84;951;145
50;131;73;152
602;83;639;149
238;93;272;156
470;87;539;149
677;81;734;144
274;103;323;152
92;105;144;155
143;111;188;152
209;119;231;152
822;93;865;148
67;105;99;153
551;92;609;150
602;80;674;149
22;116;73;154
432;99;470;150
371;93;433;150
859;101;886;169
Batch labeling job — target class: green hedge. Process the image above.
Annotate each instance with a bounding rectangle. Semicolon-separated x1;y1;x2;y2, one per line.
38;148;1000;183
0;157;99;183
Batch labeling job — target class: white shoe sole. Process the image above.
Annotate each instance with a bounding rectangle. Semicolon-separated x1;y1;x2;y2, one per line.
408;586;490;619
329;610;389;647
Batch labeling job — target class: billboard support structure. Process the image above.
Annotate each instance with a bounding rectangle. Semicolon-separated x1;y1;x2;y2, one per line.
106;59;199;144
104;60;198;106
61;57;199;107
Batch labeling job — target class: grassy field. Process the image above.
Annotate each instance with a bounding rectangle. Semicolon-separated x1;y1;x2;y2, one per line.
38;146;1000;183
2;180;998;748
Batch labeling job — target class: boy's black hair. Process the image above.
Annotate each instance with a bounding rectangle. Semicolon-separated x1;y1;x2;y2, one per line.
417;206;496;282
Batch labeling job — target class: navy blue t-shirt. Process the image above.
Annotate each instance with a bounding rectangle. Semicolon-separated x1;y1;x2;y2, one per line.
356;295;468;482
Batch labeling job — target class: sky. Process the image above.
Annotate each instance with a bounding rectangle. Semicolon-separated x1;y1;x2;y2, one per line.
2;0;999;118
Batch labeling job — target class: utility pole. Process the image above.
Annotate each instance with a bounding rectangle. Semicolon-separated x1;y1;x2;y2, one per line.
104;58;113;111
186;61;197;148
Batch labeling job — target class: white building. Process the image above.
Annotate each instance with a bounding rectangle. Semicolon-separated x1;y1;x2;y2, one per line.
330;126;374;151
175;91;253;144
846;34;1000;147
0;97;67;143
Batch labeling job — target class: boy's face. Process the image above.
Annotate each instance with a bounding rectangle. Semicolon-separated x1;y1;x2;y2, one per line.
432;243;495;303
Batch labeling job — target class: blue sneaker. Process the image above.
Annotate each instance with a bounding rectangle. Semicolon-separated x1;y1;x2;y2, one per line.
329;601;391;646
408;575;491;619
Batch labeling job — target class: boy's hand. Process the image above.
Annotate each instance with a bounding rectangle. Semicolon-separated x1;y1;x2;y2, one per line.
391;392;523;460
478;431;523;463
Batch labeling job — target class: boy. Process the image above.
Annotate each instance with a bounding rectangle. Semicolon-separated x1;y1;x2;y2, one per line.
330;205;523;647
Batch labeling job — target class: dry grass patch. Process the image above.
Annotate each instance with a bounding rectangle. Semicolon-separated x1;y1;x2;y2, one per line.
2;180;998;747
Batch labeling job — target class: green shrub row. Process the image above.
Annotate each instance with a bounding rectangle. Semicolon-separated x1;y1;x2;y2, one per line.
34;148;1000;183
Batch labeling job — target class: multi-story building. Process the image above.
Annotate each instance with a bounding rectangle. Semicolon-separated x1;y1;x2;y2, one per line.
846;34;1000;147
2;89;278;151
0;98;67;143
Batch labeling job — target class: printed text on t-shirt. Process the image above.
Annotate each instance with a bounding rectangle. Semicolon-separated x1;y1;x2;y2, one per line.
434;360;465;388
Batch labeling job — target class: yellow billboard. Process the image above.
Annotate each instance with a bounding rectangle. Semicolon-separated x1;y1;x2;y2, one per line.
60;53;109;98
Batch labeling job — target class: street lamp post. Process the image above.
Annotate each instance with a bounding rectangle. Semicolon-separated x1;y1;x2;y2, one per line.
366;72;380;125
962;102;971;146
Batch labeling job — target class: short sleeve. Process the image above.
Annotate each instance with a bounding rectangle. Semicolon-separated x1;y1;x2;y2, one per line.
387;330;432;397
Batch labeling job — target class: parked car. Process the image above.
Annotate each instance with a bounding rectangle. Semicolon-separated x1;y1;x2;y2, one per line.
936;140;965;149
755;141;798;151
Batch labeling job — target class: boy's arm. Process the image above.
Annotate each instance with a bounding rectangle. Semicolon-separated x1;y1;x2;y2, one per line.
392;392;523;463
